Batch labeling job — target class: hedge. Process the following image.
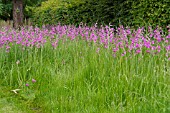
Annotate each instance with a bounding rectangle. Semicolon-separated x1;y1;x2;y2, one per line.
31;0;170;27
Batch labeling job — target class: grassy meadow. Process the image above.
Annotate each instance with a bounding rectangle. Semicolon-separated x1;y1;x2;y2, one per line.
0;25;170;113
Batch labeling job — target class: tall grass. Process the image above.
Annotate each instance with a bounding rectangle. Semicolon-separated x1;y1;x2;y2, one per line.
0;19;32;28
0;25;170;113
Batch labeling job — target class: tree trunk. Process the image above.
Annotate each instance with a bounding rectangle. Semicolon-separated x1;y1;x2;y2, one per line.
13;0;24;29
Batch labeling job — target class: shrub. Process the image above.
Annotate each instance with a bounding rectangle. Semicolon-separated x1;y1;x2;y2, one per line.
31;0;170;27
129;0;170;27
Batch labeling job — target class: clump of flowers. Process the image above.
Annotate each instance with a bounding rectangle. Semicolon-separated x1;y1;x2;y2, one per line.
0;25;170;60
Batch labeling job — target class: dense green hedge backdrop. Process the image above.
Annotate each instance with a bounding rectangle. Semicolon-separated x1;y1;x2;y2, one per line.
0;0;170;27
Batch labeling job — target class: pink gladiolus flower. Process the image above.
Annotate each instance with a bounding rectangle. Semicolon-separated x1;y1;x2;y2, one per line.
136;49;141;54
146;50;150;53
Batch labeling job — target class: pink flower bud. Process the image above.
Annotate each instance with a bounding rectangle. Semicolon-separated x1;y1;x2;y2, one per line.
26;84;29;87
32;79;36;83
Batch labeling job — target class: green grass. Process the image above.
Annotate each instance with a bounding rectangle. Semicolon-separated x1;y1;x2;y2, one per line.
0;38;170;113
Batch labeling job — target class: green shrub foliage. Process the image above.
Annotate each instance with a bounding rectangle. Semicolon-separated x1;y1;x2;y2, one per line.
31;0;170;27
129;0;170;27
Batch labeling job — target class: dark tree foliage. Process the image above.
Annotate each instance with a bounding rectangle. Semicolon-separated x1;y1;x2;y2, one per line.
0;0;46;20
0;0;12;20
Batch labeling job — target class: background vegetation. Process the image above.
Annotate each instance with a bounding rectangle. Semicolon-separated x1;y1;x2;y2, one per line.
0;0;169;27
31;0;170;27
